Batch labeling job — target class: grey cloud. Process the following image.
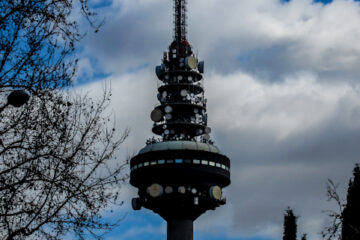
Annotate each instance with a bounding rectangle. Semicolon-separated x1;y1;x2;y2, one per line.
82;68;360;240
82;0;173;74
81;0;360;83
202;71;360;239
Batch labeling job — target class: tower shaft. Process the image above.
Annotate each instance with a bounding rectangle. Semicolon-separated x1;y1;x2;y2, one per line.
167;219;193;240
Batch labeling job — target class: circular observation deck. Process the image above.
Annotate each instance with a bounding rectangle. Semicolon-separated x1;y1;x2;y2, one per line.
130;141;231;188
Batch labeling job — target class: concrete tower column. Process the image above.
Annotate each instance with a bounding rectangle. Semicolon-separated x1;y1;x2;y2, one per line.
167;219;193;240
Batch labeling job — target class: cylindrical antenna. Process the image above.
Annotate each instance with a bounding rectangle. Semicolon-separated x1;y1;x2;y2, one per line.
174;0;187;43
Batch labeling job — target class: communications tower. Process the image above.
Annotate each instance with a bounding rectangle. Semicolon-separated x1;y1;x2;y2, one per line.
130;1;231;239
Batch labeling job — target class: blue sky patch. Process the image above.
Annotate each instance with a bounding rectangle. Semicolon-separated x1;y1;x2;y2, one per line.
281;0;333;3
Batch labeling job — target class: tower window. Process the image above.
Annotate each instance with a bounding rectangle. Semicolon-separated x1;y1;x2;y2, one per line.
201;160;208;165
175;159;183;164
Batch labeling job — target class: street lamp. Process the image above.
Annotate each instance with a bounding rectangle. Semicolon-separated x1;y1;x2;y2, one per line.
0;90;30;113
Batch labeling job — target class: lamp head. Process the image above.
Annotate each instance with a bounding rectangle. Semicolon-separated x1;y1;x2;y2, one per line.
7;90;30;107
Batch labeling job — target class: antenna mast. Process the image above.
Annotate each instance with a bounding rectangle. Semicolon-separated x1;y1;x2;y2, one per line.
174;0;187;43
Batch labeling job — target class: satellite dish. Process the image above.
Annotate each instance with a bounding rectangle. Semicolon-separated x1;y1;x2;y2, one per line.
178;75;183;80
180;89;188;97
163;124;167;129
186;95;191;100
188;76;193;81
165;113;172;120
164;105;173;113
155;66;163;78
209;186;222;200
164;129;170;135
162;91;167;98
147;184;164;198
131;198;142;210
203;134;210;141
194;108;199;114
150;109;163;122
196;129;203;135
165;186;173;194
205;127;211;134
185;56;198;69
165;74;169;80
203;114;208;124
178;186;186;194
198;61;205;73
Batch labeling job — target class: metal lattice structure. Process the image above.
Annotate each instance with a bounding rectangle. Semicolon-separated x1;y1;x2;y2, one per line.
130;1;231;239
174;0;187;42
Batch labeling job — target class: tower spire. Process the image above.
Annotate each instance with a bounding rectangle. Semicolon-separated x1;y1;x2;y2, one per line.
174;0;187;43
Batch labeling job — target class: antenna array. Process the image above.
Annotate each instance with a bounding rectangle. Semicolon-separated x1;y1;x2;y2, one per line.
174;0;188;42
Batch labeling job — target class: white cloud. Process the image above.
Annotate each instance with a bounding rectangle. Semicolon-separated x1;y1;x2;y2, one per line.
207;71;360;140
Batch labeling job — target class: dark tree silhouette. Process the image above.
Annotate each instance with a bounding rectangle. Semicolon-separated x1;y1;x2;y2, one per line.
0;1;128;240
283;208;297;240
0;91;128;240
322;164;360;240
322;179;344;240
0;0;101;92
301;234;307;240
341;164;360;240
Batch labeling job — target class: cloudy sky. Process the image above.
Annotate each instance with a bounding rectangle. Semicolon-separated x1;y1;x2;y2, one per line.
75;0;360;239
